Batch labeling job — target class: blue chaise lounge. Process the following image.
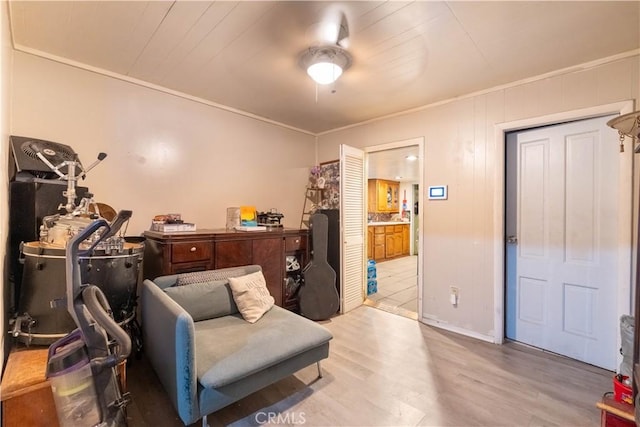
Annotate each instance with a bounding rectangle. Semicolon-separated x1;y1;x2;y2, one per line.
141;265;333;426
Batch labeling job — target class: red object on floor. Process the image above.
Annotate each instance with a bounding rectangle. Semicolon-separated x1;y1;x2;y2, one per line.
613;375;633;404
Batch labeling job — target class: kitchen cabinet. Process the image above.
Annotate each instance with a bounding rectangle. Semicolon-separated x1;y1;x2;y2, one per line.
392;225;405;258
385;226;398;258
368;223;410;262
373;226;386;260
402;224;410;254
368;179;400;212
143;228;308;310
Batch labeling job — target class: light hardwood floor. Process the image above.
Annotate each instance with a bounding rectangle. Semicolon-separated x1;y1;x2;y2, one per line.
366;255;418;319
126;305;611;426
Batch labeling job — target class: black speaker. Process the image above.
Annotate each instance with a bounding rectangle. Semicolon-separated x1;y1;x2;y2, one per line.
7;181;88;311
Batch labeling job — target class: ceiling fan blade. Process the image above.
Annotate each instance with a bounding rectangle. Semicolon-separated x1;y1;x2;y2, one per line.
336;11;349;47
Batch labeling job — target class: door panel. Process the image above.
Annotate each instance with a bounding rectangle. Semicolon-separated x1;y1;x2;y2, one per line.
519;139;548;259
506;115;622;370
340;144;365;313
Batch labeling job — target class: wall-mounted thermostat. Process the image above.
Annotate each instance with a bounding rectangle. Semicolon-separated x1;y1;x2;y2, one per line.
428;185;448;200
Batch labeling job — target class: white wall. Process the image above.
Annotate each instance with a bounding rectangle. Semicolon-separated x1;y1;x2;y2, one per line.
5;29;640;346
10;52;316;235
318;54;640;340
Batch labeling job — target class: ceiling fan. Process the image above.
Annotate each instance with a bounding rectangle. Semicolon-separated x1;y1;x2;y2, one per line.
299;10;353;86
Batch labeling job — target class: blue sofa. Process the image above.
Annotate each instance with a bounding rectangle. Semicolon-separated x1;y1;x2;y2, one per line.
141;265;333;426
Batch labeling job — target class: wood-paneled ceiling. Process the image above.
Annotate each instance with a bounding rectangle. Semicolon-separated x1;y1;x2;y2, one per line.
8;1;640;134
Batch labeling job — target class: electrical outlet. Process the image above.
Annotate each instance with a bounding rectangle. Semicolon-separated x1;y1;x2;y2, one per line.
450;286;459;306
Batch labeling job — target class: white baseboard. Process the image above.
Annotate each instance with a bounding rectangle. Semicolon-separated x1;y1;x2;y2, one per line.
420;316;496;344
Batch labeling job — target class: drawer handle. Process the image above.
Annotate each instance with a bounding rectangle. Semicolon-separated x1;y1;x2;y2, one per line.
190;247;197;252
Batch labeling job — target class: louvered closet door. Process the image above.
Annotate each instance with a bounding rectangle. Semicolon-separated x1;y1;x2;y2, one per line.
340;144;366;313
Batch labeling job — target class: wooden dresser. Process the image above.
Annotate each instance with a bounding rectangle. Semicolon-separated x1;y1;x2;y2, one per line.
143;228;309;311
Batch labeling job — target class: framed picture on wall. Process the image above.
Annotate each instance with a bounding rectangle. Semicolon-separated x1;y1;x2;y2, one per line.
319;160;339;209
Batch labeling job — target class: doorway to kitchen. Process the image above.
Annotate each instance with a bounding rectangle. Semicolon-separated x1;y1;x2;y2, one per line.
363;138;424;320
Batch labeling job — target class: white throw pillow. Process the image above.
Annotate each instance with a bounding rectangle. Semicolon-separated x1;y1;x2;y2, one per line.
228;270;275;323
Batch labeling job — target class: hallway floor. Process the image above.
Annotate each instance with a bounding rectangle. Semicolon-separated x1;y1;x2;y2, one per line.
365;255;418;319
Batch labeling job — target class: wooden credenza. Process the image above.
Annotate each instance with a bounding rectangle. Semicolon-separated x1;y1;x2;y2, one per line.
143;228;309;311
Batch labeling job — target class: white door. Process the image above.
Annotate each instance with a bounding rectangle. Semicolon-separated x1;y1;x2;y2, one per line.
506;115;626;370
340;144;366;313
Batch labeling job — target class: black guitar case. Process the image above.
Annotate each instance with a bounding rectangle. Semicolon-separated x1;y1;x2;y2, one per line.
299;213;339;320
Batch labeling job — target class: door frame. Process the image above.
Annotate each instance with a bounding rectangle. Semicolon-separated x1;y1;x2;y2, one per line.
493;100;635;345
365;137;425;320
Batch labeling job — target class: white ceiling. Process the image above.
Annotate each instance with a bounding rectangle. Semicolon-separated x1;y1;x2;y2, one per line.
367;145;419;182
8;1;640;137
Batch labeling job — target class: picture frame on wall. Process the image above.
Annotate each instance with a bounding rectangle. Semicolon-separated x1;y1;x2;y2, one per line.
319;160;339;209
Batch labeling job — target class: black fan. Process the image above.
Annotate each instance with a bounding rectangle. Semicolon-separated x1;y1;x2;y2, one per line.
10;136;79;180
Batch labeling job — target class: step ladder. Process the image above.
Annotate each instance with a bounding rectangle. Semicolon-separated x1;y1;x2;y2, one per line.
300;187;324;229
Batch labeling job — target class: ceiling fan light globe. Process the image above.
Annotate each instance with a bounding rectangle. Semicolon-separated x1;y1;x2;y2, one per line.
307;62;343;85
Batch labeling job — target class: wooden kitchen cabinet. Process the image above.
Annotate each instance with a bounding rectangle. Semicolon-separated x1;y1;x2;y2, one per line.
385;225;397;258
368;179;400;212
367;227;374;259
385;232;396;259
373;226;386;260
394;225;405;257
402;224;410;254
144;228;308;309
369;223;410;262
385;225;405;258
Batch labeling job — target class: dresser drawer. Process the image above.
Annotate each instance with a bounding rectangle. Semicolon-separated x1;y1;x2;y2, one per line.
171;241;212;263
285;235;307;252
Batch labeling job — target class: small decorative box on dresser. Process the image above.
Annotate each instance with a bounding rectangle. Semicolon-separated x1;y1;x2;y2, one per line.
143;228;309;311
